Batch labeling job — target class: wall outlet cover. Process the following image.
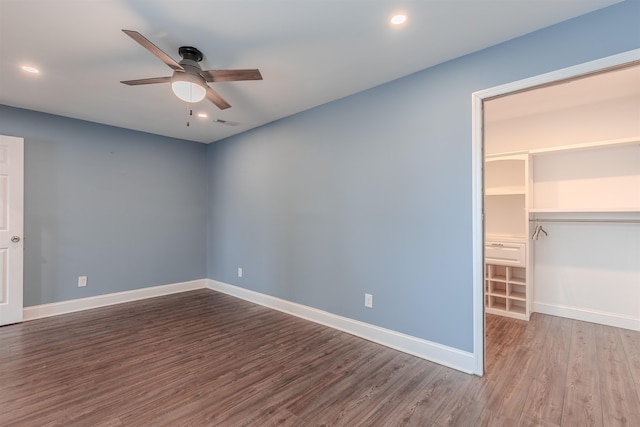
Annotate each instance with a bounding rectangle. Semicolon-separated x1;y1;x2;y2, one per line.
365;293;373;308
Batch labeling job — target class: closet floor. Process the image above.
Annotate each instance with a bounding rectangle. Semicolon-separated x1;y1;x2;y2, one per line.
0;289;638;426
485;312;640;426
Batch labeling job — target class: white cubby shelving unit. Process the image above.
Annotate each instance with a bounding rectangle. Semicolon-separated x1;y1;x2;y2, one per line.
485;264;527;316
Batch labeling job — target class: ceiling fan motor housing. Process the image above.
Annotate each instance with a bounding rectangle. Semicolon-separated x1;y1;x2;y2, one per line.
179;46;203;62
178;46;204;72
173;46;206;87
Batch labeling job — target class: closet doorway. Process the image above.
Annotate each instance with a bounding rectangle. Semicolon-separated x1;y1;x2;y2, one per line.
470;50;640;375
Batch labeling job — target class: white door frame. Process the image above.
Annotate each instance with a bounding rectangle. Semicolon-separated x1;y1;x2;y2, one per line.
470;48;640;376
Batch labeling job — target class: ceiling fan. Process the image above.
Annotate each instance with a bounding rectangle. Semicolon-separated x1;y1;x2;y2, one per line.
120;30;262;109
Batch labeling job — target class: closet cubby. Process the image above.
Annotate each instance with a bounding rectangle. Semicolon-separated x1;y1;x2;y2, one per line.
485;264;529;320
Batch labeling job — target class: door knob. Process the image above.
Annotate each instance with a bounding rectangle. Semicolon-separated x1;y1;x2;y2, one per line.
11;236;20;243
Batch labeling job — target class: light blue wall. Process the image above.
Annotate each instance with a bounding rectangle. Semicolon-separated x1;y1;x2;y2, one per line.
206;1;640;352
0;106;208;306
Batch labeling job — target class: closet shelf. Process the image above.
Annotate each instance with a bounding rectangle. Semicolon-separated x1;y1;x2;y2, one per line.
485;186;525;196
529;210;640;225
529;137;639;156
487;289;507;297
530;208;640;213
509;277;526;286
487;137;640;158
508;289;526;301
485;234;526;243
508;303;526;315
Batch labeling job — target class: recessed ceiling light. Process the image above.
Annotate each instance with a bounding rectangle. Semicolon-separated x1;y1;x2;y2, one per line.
390;14;407;25
197;112;208;118
21;65;40;74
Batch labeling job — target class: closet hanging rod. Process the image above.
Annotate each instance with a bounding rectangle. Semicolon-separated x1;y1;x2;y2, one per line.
528;218;640;224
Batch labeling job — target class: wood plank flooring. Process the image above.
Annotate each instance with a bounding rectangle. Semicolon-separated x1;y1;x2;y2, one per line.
1;289;639;426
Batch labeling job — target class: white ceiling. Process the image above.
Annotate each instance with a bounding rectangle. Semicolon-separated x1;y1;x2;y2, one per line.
0;0;621;143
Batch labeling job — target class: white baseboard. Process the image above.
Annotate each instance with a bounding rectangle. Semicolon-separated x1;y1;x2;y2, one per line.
534;301;640;331
23;279;207;321
206;279;476;374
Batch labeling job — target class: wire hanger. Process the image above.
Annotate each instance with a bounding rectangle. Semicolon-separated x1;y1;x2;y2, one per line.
532;224;548;240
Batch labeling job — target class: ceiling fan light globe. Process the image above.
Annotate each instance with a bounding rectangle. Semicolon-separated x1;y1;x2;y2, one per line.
171;80;206;103
171;73;207;103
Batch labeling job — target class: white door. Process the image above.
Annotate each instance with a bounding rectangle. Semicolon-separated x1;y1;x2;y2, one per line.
0;135;24;326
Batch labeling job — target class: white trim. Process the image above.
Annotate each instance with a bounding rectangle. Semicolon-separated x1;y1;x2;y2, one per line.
471;48;640;377
473;50;640;102
23;279;206;321
533;302;640;332
471;91;485;376
206;279;476;374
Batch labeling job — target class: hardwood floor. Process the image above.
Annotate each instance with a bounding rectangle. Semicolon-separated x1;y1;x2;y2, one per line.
1;289;639;426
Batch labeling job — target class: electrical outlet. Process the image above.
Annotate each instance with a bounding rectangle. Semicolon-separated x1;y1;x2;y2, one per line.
78;276;87;287
238;267;243;278
365;293;373;308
